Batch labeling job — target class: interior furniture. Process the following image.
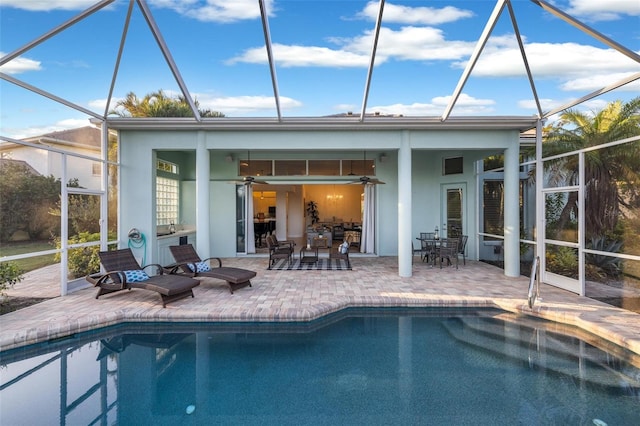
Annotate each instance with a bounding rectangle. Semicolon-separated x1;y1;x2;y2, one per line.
86;248;200;307
306;229;332;248
168;244;256;294
254;221;269;247
312;236;330;249
332;224;345;240
343;230;361;248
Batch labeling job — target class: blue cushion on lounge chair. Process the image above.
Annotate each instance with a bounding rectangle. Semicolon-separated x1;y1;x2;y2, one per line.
123;270;149;283
188;261;211;273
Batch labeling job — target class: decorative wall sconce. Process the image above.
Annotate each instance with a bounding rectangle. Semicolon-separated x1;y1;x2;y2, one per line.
379;153;388;162
225;154;234;163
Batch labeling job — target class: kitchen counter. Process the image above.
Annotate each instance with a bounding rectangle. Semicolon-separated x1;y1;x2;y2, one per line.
156;228;196;239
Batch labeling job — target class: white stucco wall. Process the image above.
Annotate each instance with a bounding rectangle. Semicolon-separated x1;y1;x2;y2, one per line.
118;128;518;264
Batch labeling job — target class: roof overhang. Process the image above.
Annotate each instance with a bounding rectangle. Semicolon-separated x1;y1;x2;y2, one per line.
102;116;540;132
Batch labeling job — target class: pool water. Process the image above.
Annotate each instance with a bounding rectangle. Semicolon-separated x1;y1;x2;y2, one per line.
1;309;639;425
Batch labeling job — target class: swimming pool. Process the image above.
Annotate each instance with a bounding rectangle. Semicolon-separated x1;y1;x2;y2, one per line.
1;308;638;425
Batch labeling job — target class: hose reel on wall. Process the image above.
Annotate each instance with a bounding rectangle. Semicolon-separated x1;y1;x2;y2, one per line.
127;228;146;266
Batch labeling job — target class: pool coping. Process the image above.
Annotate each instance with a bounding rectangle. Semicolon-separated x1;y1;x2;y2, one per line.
1;258;639;355
2;295;639;356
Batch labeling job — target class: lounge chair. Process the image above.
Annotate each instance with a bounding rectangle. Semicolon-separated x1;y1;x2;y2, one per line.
86;248;200;307
168;244;256;293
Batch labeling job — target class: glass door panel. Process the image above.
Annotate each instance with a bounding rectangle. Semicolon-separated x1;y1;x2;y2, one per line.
441;184;465;238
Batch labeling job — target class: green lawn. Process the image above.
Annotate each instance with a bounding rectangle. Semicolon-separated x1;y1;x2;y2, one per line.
0;240;57;273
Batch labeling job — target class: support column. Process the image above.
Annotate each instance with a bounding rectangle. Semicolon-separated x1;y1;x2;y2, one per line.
398;132;412;277
503;139;520;277
195;131;210;258
535;119;545;284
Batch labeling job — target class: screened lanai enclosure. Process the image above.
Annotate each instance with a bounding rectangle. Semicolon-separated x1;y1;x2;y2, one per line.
1;0;639;308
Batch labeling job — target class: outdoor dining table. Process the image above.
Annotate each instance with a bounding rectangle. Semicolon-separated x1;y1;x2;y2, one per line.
416;237;458;267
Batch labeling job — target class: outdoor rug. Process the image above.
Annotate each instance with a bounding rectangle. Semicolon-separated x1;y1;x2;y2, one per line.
268;258;352;271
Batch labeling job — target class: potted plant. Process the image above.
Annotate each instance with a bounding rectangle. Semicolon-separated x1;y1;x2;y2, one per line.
306;200;319;225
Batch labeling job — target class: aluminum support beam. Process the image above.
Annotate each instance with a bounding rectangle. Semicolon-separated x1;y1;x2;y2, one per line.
441;0;507;121
259;0;282;121
360;0;385;121
136;0;201;120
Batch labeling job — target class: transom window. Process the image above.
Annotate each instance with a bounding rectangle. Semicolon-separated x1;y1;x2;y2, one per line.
157;159;179;174
240;158;375;177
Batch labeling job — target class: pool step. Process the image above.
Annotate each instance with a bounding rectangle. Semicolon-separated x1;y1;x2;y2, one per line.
443;315;640;389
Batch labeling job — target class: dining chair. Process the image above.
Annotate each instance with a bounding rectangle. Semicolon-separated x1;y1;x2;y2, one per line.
419;232;436;263
457;235;469;265
437;238;459;269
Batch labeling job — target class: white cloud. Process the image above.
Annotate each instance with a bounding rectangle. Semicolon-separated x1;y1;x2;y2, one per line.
4;118;92;140
192;94;302;115
0;53;42;74
149;0;270;23
227;43;371;68
357;1;473;25
518;97;612;116
374;27;476;61
459;40;640;80
0;1;97;11
92;92;302;116
368;93;495;116
229;26;477;68
560;72;640;92
566;0;640;21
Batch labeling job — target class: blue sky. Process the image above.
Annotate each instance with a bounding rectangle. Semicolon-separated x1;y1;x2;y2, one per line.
1;0;639;138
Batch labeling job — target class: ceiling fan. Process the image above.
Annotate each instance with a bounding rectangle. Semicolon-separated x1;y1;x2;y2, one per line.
236;150;269;186
348;150;385;185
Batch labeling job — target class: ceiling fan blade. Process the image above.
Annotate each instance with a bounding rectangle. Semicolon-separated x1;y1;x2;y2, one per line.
243;176;269;185
367;178;385;185
346;176;384;185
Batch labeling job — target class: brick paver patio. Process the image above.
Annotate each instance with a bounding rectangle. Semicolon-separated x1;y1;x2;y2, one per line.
2;257;639;355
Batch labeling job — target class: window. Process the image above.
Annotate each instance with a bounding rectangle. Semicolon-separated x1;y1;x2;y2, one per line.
443;156;463;175
157;159;178;174
309;160;340;176
482;179;525;240
157;177;179;225
239;158;377;177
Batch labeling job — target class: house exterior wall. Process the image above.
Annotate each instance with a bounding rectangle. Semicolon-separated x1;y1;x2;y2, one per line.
118;128;517;264
2;144;101;189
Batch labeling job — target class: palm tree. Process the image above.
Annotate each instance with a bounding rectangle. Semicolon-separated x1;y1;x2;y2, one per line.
542;96;640;238
110;89;224;118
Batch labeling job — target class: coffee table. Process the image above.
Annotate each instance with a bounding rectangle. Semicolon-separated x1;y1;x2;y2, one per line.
299;246;319;264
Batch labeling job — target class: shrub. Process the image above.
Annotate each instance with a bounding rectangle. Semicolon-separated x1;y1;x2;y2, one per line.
546;246;578;278
585;236;622;280
0;261;24;296
54;232;104;278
